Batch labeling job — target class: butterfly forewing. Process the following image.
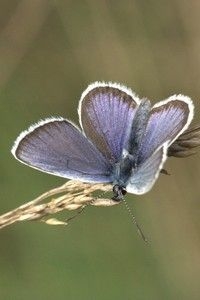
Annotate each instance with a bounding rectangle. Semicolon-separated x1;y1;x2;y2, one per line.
138;96;194;163
79;82;139;162
12;119;112;183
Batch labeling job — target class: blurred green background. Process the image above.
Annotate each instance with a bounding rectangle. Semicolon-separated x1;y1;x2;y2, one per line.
1;1;200;299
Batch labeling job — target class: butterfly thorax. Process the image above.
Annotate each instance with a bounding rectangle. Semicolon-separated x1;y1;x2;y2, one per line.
111;154;134;200
113;152;135;183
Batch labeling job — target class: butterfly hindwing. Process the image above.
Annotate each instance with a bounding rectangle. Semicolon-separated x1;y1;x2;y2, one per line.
126;142;168;195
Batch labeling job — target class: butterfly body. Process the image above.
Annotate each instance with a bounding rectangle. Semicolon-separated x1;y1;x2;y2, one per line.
111;98;152;199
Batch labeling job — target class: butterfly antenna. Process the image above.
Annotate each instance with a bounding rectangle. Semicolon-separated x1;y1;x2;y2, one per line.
65;189;109;223
94;189;108;200
123;198;149;244
65;206;86;223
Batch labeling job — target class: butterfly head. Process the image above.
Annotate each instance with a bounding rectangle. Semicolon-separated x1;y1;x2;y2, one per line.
112;184;127;201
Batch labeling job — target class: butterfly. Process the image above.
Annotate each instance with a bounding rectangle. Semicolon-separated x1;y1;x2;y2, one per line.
11;82;194;201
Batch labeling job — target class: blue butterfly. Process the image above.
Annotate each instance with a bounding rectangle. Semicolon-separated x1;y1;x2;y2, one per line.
11;82;194;200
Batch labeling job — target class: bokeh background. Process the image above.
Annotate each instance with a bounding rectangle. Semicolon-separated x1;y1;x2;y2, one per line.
1;1;200;299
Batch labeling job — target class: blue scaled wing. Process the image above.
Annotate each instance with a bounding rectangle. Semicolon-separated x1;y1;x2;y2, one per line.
11;118;112;183
138;95;194;163
79;82;140;162
126;142;168;195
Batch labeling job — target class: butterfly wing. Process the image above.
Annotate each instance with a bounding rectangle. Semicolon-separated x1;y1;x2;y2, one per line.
79;82;140;162
168;124;200;157
138;95;194;163
11;118;112;183
126;142;168;195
